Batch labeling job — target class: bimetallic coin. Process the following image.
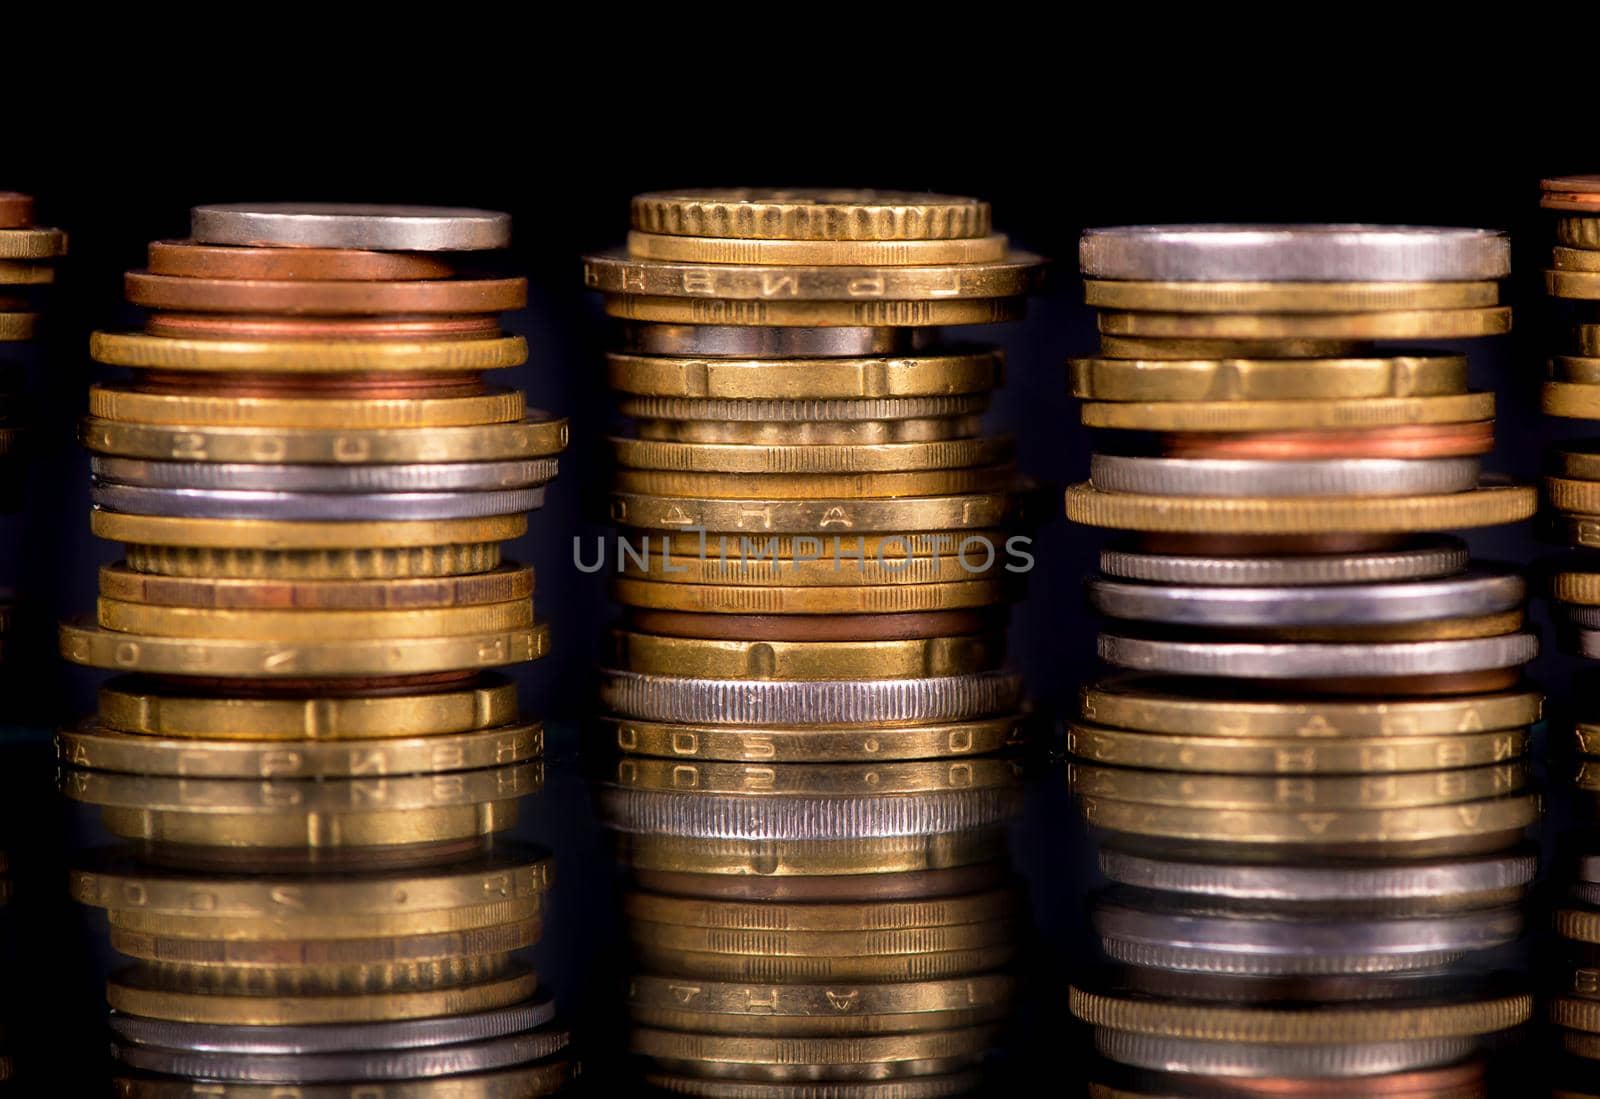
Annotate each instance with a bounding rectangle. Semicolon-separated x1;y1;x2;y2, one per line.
1098;540;1469;586
190;204;512;251
91;458;557;492
1097;633;1536;679
1079;226;1510;282
1089;455;1481;498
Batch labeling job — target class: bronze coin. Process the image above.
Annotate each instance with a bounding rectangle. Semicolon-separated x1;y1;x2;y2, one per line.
630;862;1010;902
126;273;527;316
132;370;488;399
1159;422;1495;460
624;609;997;641
148;240;456;281
99;563;533;611
143;314;503;340
0;193;33;229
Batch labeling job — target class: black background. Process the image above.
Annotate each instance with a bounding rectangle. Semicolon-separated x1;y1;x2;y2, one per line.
0;100;1589;1090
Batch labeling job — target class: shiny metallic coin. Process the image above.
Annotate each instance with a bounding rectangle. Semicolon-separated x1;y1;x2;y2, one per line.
90;484;544;522
1079;226;1509;282
191;203;511;251
1087;569;1524;627
618;394;987;423
597;785;1024;840
1089;455;1482;498
1098;540;1468;586
1097;633;1537;678
622;324;915;358
1092;1030;1475;1078
91;458;558;493
108;998;556;1053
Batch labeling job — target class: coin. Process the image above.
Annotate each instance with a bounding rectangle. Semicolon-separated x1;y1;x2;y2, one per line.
603;715;1023;762
60;621;548;677
1069;761;1525;809
88;384;526;428
94;458;555;493
612;437;1012;475
91;333;528;372
113;1063;570;1097
1085;280;1498;312
0;193;33;228
120;542;502;580
599;786;1024;840
190;204;512;251
1090;455;1481;498
1097;633;1536;679
126;273;525;315
99;563;533;610
1066;483;1535;533
107;896;542;942
91;483;545;522
644;1074;981;1098
616;831;1006;876
1097;307;1511;340
585;252;1042;299
89;513;526;549
146;240;456;280
612;578;1008;615
625;611;995;641
623;890;1016;931
1092;1031;1476;1079
632;863;1007;902
604;295;1026;327
625;324;910;358
146;313;505;341
612;492;1015;534
0;227;68;259
637;417;982;445
608;351;1001;399
0;260;55;284
629;1024;999;1067
1158;422;1495;462
1066;724;1527;773
97;800;520;847
108;918;540;966
1079;226;1510;281
1069;354;1467;402
631;190;991;240
1098;541;1468;586
608;632;1001;680
619;393;987;423
618;550;998;586
614;756;1020;796
1079;392;1496;431
622;231;1014;266
614;466;1014;500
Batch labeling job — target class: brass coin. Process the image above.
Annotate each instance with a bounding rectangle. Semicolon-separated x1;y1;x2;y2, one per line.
90;513;526;550
1068;761;1525;808
91;333;527;372
608;631;1002;680
120;543;503;581
627;917;1016;956
1084;280;1499;313
584;251;1041;299
1097;308;1511;340
603;295;1026;327
611;491;1016;534
98;800;521;848
626;231;1010;265
617;831;1006;876
98;563;533;610
631;863;1008;903
608;350;1001;399
638;417;983;446
611;437;1014;475
626;972;1015;1014
88;384;526;429
629;1024;998;1067
629;190;991;241
613;757;1020;796
632;1005;1005;1037
631;944;1016;982
604;715;1024;762
1097;335;1369;359
0;260;53;285
0;227;66;259
625;609;997;642
108;919;540;966
124;273;528;314
1080;392;1496;432
615;530;1006;561
617;548;1000;586
624;890;1017;931
107;897;542;941
95;598;532;640
610;577;1009;614
1066;723;1527;773
614;466;1016;499
1069;355;1467;402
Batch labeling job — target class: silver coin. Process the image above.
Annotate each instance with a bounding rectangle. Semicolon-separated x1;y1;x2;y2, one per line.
1089;454;1482;498
108;998;556;1054
618;394;989;424
1568;882;1600;906
1569;629;1600;661
1097;633;1537;678
92;457;559;493
1099;848;1537;902
1560;605;1600;629
112;1026;569;1082
597;785;1024;840
1087;569;1524;628
1092;1030;1475;1077
1079;225;1510;282
90;483;544;521
646;1072;984;1098
599;669;1023;725
190;203;511;251
1098;540;1469;587
1100;938;1462;976
623;324;915;358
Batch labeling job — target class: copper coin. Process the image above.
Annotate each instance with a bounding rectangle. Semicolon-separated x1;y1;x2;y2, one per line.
133;370;488;399
165;671;481;695
1132;533;1411;555
1159;422;1495;460
143;314;502;340
99;563;533;611
126;273;527;316
0;193;33;229
630;862;1010;902
1273;669;1522;696
148;240;456;281
624;609;996;641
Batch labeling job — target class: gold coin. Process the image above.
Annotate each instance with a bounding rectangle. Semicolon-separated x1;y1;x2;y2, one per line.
98;799;521;848
618;547;1000;585
1066;723;1528;774
0;312;37;341
614;757;1021;796
1554;247;1600;272
60;621;549;677
607;350;1002;400
584;252;1043;299
88;384;527;429
1559;218;1600;249
108;897;542;941
1066;482;1533;534
1076;793;1538;846
1079;392;1495;431
58;721;542;776
72;850;551;915
611;437;1013;475
96;676;518;740
611;491;1016;534
1079;680;1542;737
611;577;1009;614
0;260;52;285
604;715;1025;763
90;513;526;550
1548;270;1600;300
1097;308;1511;340
626;973;1015;1015
98;562;534;610
64;763;539;813
109;919;540;967
630;190;991;241
1084;280;1499;313
1069;355;1467;402
1554;573;1600;605
608;631;1002;680
0;227;66;259
628;917;1015;957
96;598;532;641
124;954;513;993
626;232;1008;266
1550;515;1600;550
1546;477;1600;513
1068;761;1525;809
1551;358;1600;385
121;542;503;580
107;964;536;1025
1543;381;1600;419
632;1004;1005;1038
1097;335;1368;360
615;466;1016;500
1557;909;1600;945
636;944;1014;983
80;415;567;464
630;1025;998;1066
615;530;1005;560
1579;328;1600;357
617;830;1006;876
603;294;1026;328
639;417;984;446
624;890;1015;933
90;333;527;372
1067;987;1531;1043
113;1063;572;1098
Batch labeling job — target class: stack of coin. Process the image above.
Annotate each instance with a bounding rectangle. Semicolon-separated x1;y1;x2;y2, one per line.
583;189;1043;1092
56;204;572;1093
1064;225;1538;1094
